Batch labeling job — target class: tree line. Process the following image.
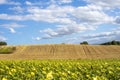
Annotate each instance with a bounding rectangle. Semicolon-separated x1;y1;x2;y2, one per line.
80;40;120;45
100;40;120;45
0;40;120;46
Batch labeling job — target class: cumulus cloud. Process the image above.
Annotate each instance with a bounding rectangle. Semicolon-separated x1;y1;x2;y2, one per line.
72;5;114;25
82;31;120;39
65;30;120;44
0;4;114;24
32;33;54;40
0;23;24;28
25;1;50;6
32;37;41;41
26;5;74;23
57;0;73;4
0;23;25;33
25;1;32;5
0;4;115;25
60;0;72;3
0;5;74;23
9;28;16;33
115;16;120;24
9;6;24;13
0;0;20;5
0;14;24;20
0;0;6;4
50;0;73;5
39;23;94;40
86;31;120;44
29;4;114;40
0;0;119;40
85;0;120;9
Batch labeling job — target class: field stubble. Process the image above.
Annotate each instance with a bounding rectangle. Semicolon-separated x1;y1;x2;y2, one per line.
0;45;120;60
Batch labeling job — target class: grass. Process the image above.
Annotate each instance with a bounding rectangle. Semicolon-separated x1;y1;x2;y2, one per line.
0;47;16;54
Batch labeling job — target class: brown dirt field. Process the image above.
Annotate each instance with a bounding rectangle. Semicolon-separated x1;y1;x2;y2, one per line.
0;44;120;60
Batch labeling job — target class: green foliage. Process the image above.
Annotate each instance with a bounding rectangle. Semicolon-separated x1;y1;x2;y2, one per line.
101;40;120;45
0;47;16;54
0;41;7;46
0;60;120;80
80;41;88;45
61;43;65;45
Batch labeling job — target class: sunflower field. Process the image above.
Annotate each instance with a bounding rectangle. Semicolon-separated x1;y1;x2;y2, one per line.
0;60;120;80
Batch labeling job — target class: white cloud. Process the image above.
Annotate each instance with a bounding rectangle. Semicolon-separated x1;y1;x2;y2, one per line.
82;31;120;39
25;1;32;5
58;0;73;4
50;0;73;5
29;4;115;40
0;23;24;28
65;30;120;44
32;37;41;41
72;5;114;25
41;28;58;37
25;1;50;6
0;0;20;5
0;4;115;24
9;28;16;33
38;23;93;40
0;23;25;33
0;5;74;23
0;0;6;4
0;36;7;41
85;0;120;9
9;6;24;13
0;1;119;40
26;5;74;23
0;14;24;20
115;16;120;24
0;4;115;25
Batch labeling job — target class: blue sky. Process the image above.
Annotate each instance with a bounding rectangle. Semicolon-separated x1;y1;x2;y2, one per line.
0;0;120;45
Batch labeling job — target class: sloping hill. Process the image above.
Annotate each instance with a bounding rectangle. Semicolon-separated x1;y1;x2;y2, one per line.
0;44;120;60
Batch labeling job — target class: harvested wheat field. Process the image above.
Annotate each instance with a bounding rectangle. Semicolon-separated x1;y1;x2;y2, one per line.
0;44;120;60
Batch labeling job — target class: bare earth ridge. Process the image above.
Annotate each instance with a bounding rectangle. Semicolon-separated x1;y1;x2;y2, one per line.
0;44;120;60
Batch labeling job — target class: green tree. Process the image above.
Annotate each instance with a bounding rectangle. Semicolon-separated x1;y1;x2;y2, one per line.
80;41;88;45
117;41;120;45
111;40;117;45
0;41;7;46
100;40;120;45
